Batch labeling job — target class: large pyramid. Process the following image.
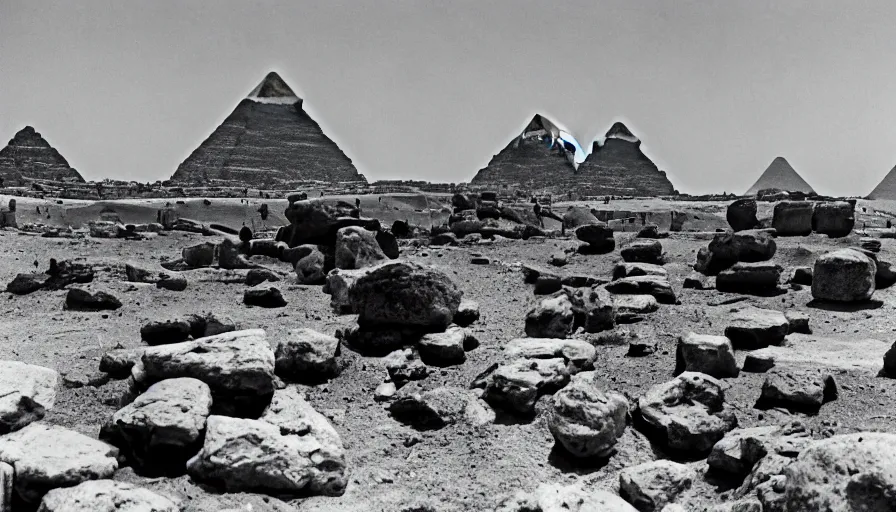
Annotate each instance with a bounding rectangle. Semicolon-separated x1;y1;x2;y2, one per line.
169;71;366;189
867;165;896;199
745;157;815;195
0;126;85;185
573;122;676;196
470;114;578;187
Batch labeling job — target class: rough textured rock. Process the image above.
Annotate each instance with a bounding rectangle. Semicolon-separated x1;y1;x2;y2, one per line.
782;432;896;512
275;328;340;382
784;311;811;334
140;318;192;345
504;338;596;374
348;261;462;330
613;262;668;281
525;293;576;339
243;286;287;308
65;288;122;311
619;460;694;512
548;371;628;458
169;72;365;190
724;307;789;349
187;389;347;496
812;201;855;237
0;361;58;434
37;480;179;512
0;126;85;185
696;230;777;275
389;384;492;429
637;372;738;454
575;223;615;252
417;326;473;367
137;329;275;417
335;226;387;269
715;262;782;294
156;275;188;291
182;242;216;268
496;483;638;512
6;273;45;295
790;266;813;285
245;268;280;287
676;333;738;378
383;348;429;386
563;207;600;229
99;348;144;378
100;377;212;474
0;423;119;504
281;200;379;248
772;201;815;236
483;358;570;414
727;199;759;231
454;299;480;327
708;422;810;476
294;245;326;284
812;248;876;302
621;240;664;265
614;294;659;322
605;276;677;304
758;367;838;412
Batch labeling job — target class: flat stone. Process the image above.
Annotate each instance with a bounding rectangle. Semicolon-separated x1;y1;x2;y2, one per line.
0;361;58;434
723;306;788;349
708;422;811;475
483;358;570;414
676;333;739;378
0;423;118;504
496;483;638;512
742;335;889;374
614;294;659;322
418;326;472;367
612;262;667;281
37;480;179;512
758;367;838;412
504;338;596;373
389;384;492;429
275;328;340;382
605;276;677;304
619;460;694;512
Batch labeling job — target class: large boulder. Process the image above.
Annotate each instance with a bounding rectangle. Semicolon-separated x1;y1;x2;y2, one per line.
0;423;119;504
335;226;387;270
675;333;738;378
619;460;694;512
294;245;326;284
525;293;576;339
723;306;789;349
696;230;777;275
348;261;462;330
727;199;759;231
563;207;600;229
136;329;275;417
275;328;340;382
548;371;628;458
812;248;876;302
637;372;738;454
100;377;212;474
182;242;216;268
715;262;783;294
482;358;570;414
187;388;346;497
708;422;811;476
389;384;492;429
773;201;815;236
65;288;122;311
504;338;596;374
0;361;58;434
282;199;380;247
812;201;855;238
782;432;896;511
37;480;179;512
576;223;615;253
758;367;838;412
621;240;664;265
6;273;45;295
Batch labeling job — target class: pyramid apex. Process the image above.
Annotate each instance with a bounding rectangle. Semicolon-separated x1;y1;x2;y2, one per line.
605;121;639;143
247;71;300;104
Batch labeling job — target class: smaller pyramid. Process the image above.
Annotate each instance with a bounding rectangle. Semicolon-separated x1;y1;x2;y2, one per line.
0;126;84;185
867;165;896;199
745;157;815;195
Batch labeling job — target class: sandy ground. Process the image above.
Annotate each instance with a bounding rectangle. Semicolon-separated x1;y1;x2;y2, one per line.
2;197;896;510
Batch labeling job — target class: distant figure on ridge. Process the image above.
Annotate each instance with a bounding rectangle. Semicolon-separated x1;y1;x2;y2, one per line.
355;197;361;209
533;201;544;228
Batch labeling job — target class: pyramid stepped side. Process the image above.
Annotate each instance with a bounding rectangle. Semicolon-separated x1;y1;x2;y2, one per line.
745;157;815;195
572;123;675;197
470;115;577;187
867;165;896;199
170;73;365;190
0;127;85;185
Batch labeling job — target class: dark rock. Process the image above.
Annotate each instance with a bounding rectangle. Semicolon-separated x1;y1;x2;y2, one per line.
716;262;783;294
140;318;192;345
811;201;854;238
243;287;287;308
723;307;788;349
812;248;876;302
605;276;677;304
245;268;280;287
182;242;216;268
757;367;838;412
6;273;44;295
727;199;759;231
375;230;400;259
453;300;480;327
156;275;187;291
772;201;815;236
65;289;122;311
621;240;664;265
790;266;813;285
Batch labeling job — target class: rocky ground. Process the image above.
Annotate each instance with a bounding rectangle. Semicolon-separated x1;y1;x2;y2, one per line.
1;195;896;511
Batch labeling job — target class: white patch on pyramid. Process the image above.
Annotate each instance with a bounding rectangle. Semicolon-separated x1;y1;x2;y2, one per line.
605;132;639;143
745;157;816;195
247;95;300;105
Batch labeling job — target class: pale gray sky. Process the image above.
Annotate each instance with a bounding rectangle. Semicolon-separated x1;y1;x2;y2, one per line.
2;0;895;195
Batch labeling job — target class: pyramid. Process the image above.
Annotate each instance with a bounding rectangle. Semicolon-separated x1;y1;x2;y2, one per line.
573;121;676;197
744;157;815;195
470;114;578;187
867;165;896;199
169;71;366;189
0;126;84;185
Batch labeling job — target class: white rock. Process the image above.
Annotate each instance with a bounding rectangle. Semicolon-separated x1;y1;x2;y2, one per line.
37;480;179;512
0;361;58;434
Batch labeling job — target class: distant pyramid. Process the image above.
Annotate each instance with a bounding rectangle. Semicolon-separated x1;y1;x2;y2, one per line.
867;165;896;199
169;71;365;189
573;121;676;196
745;157;815;195
0;126;84;185
470;114;578;187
